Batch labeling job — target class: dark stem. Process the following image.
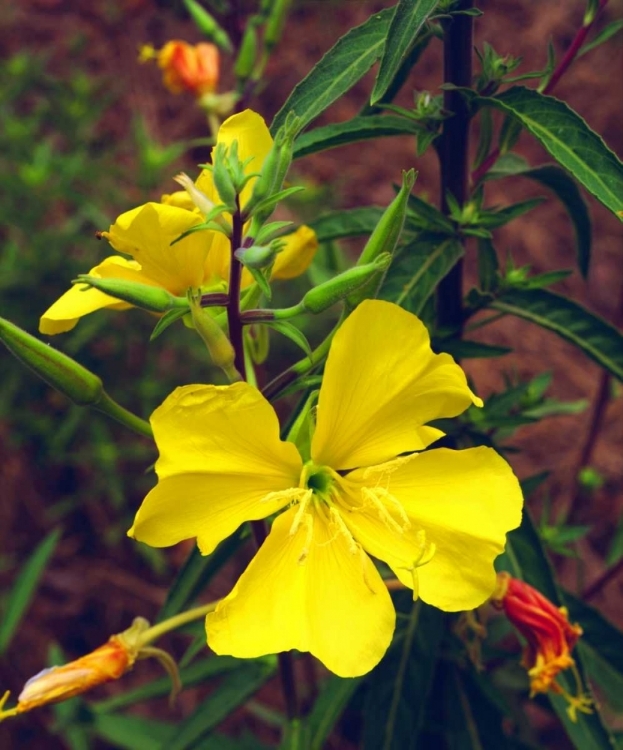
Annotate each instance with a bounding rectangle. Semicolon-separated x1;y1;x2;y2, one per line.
583;555;623;601
227;197;247;379
278;652;299;721
436;0;473;334
470;0;609;184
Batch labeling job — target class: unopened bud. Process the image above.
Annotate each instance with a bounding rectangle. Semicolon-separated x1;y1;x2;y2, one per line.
174;172;215;216
265;0;292;50
234;244;277;269
302;254;391;314
346;169;415;308
183;0;232;52
73;276;188;314
0;316;103;406
235;19;259;82
212;142;238;209
188;295;240;381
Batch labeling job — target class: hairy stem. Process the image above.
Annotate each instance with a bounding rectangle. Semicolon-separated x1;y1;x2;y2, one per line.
436;0;473;335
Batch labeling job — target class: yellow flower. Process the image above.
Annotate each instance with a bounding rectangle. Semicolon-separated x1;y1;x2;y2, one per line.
129;300;523;677
39;111;317;335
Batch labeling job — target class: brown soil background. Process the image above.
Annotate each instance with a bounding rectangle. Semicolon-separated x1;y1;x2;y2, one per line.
0;1;622;748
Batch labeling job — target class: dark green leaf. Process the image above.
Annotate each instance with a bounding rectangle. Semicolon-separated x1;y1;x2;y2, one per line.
150;307;189;341
157;530;245;622
380;235;464;315
271;8;395;135
363;597;444;750
371;0;439;104
480;86;623;218
405;193;454;232
307;675;362;750
309;207;385;243
478;197;545;229
293;115;422;159
94;714;176;750
166;657;276;750
435;339;511;359
0;527;61;653
578;19;623;57
490;288;623;381
476;237;499;293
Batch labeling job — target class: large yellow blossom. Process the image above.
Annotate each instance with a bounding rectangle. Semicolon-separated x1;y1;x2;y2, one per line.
129;300;523;677
39;111;317;335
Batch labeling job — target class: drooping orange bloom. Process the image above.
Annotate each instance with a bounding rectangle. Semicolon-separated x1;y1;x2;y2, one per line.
141;40;219;97
493;573;591;720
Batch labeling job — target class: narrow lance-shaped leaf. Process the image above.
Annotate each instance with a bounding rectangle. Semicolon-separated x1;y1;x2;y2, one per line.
478;86;623;218
309;207;386;243
293;115;422;159
0;528;61;653
371;0;438;104
306;675;363;750
490;288;623;381
271;7;395;135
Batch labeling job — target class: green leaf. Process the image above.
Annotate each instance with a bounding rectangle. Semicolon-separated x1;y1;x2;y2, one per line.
405;193;454;232
371;0;439;104
486;160;592;278
167;657;276;750
578;19;623;57
307;675;362;750
271;7;395;135
498;512;615;749
293;115;422;159
150;307;189;341
91;656;243;713
380;235;464;315
265;320;312;357
479;86;623;218
478;197;545;229
435;339;511;359
490;288;623;381
476;237;499;293
0;527;61;653
93;714;176;750
363;597;444;750
309;207;385;243
157;530;245;622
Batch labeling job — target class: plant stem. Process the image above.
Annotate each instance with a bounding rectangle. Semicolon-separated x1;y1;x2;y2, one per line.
94;392;153;439
137;602;218;647
436;0;473;335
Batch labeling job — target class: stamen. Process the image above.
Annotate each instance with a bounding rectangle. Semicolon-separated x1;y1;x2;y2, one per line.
362;454;418;481
297;513;314;564
260;487;309;505
328;507;358;554
288;490;313;535
361;487;411;534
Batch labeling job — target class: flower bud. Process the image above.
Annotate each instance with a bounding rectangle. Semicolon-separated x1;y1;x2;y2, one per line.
0;316;103;406
188;295;240;382
346;169;415;309
234;244;277;270
234;19;259;82
0;618;149;722
141;40;220;97
265;0;292;50
302;255;391;314
211;142;238;210
183;0;232;52
73;276;189;314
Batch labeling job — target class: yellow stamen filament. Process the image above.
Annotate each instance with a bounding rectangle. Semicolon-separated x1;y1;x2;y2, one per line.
289;490;313;536
328;507;358;555
297;513;314;564
261;487;309;505
361;486;411;534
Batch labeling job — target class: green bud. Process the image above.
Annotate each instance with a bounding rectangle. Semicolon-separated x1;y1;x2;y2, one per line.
578;466;605;491
212;142;238;209
235;19;259;82
188;294;240;381
73;276;189;313
183;0;233;52
0;316;102;406
346;169;415;308
303;254;391;314
265;0;292;49
235;244;277;269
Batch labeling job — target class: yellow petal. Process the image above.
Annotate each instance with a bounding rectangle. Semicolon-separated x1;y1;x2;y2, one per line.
271;226;318;280
104;202;212;292
129;383;302;554
206;505;395;677
38;257;144;334
202;229;232;286
161;190;196;210
346;447;523;611
311;299;482;470
195;110;273;208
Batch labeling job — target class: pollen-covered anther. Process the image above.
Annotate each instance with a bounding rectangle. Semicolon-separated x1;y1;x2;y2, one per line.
296;513;315;564
328;507;358;554
261;487;310;506
288;489;313;535
361;486;411;534
362;454;417;481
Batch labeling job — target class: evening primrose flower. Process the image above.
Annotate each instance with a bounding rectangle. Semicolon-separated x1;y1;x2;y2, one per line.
39;111;317;335
129;300;523;677
140;40;219;97
492;573;592;720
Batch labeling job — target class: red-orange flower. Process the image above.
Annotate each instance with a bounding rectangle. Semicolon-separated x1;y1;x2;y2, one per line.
141;40;219;97
493;573;591;720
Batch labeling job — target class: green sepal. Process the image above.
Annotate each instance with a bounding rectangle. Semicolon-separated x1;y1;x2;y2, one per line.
264;320;312;358
245;264;272;300
253;220;294;245
285;389;318;462
150;307;190;341
183;0;232;51
73;276;189;313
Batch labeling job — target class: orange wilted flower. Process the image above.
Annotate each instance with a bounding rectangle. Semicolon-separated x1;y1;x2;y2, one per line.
140;40;219;97
0;618;175;722
492;573;592;721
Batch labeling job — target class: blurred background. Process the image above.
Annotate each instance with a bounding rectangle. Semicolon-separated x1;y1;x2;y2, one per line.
0;1;622;747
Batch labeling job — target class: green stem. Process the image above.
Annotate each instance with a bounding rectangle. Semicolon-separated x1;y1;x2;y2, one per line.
137;602;218;647
436;0;473;337
94;392;153;439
